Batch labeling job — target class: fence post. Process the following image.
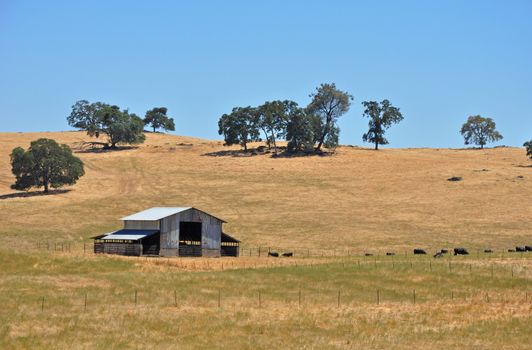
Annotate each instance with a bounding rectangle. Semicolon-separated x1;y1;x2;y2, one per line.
413;289;416;304
41;297;45;312
337;290;341;308
174;290;177;307
83;243;86;254
377;289;380;305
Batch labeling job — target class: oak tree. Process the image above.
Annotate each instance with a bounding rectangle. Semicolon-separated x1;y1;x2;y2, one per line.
361;99;403;150
460;115;503;149
10;138;84;193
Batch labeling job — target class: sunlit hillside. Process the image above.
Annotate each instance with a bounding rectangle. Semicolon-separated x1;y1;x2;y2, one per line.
1;131;530;252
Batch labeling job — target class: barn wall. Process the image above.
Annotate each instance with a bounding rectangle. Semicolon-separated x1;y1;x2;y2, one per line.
160;214;179;256
176;209;222;257
99;242;141;256
124;220;159;230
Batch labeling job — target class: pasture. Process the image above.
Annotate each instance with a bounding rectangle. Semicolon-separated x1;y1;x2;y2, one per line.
0;131;531;348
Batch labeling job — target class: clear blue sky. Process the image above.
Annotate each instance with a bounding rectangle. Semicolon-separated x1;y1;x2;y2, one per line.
1;0;531;148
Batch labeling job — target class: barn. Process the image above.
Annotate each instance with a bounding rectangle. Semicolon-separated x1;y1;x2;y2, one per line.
93;207;240;257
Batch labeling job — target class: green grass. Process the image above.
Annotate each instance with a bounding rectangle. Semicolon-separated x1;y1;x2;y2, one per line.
1;249;531;349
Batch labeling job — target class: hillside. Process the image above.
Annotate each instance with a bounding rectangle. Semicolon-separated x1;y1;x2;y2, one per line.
1;131;531;251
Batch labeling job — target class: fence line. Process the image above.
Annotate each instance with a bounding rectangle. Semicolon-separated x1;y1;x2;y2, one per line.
34;241;532;260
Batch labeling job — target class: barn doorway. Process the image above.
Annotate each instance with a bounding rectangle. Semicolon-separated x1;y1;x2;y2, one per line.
178;222;202;256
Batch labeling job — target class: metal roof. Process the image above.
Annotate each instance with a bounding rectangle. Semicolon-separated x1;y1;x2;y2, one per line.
120;207;227;223
102;229;159;241
121;207;191;221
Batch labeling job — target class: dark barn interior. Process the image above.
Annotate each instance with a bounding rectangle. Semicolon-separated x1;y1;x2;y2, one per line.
178;222;202;256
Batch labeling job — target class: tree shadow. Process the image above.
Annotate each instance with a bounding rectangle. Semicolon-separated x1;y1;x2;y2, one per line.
202;146;334;158
0;189;72;200
515;164;532;168
71;142;139;153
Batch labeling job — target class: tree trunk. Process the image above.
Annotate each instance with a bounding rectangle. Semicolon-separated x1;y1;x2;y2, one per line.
44;182;49;193
153;126;156;132
375;141;379;150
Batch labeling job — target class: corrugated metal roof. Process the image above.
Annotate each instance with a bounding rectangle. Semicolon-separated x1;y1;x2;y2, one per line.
102;229;159;241
121;207;191;221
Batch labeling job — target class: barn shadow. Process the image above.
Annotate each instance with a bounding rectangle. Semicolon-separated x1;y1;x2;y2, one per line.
0;189;71;200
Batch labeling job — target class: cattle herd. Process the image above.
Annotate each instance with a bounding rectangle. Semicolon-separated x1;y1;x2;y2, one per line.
266;246;532;258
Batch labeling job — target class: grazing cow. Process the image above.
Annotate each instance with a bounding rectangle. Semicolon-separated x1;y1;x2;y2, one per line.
508;249;515;253
453;248;469;255
365;253;373;256
525;246;532;252
484;249;493;253
282;252;293;257
268;251;279;257
386;252;395;256
413;249;427;255
433;252;444;258
516;246;526;252
440;249;449;254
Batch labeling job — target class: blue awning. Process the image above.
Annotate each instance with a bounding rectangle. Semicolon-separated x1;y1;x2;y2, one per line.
101;229;159;241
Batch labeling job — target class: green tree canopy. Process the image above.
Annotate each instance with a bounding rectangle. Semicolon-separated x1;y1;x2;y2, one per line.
257;100;296;152
524;140;532;159
306;83;353;151
67;100;145;148
10;138;85;193
218;106;260;151
286;108;315;153
460;115;503;149
361;99;403;150
143;107;175;133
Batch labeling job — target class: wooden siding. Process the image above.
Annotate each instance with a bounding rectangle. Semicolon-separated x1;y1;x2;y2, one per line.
124;220;159;230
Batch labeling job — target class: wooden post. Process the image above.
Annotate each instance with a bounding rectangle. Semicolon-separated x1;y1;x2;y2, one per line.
377;289;380;305
258;246;261;257
41;297;45;312
174;290;177;307
83;243;86;254
429;261;432;272
451;291;454;300
413;289;416;304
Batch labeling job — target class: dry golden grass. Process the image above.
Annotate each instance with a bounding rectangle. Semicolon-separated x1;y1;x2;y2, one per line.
0;131;530;251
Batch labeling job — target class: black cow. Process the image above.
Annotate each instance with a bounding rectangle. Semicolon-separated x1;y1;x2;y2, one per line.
386;252;395;256
454;248;469;255
413;249;427;255
516;246;526;252
433;252;444;258
484;249;493;253
508;249;515;253
440;249;449;254
525;246;532;252
364;253;373;256
282;252;293;257
268;251;279;257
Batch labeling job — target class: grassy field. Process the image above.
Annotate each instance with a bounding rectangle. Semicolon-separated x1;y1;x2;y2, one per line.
0;131;531;349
